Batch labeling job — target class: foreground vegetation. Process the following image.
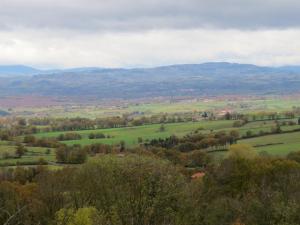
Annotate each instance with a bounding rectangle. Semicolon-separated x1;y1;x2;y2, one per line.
2;151;300;225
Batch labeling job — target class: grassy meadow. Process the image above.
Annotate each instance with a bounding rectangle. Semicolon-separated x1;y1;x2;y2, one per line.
33;118;300;157
1;96;300;167
35;120;235;146
239;132;300;156
0;119;300;166
0;145;55;166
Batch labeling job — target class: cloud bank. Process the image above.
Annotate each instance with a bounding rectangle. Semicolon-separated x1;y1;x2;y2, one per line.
0;0;300;67
1;0;300;31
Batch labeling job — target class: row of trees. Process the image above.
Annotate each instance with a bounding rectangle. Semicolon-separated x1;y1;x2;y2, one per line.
23;135;61;148
146;130;240;152
26;113;203;132
224;111;298;121
57;133;82;141
0;114;199;139
55;145;87;164
1;111;299;140
55;142;119;164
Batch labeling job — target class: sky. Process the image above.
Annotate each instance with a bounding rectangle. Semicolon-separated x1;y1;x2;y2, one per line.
0;0;300;68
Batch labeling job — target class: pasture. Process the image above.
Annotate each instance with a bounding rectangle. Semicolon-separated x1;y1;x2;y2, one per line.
35;120;235;146
239;132;300;156
34;119;300;154
1;116;300;167
0;145;55;166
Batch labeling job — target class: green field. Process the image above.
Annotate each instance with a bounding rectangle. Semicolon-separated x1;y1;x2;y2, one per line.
239;132;300;156
1;116;300;167
0;145;55;166
34;119;300;154
232;120;300;136
35;120;235;146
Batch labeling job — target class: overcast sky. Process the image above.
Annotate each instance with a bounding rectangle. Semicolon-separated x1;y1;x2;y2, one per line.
1;0;300;68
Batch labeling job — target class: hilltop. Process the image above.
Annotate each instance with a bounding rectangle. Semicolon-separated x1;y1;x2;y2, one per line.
0;62;299;98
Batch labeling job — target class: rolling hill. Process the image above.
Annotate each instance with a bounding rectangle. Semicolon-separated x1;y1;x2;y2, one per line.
0;62;299;98
0;65;41;76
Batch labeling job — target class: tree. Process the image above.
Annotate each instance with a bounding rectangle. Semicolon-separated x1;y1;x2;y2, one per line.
187;150;211;168
159;124;165;132
245;130;253;137
271;124;282;134
74;155;184;225
55;207;98;225
55;146;87;164
233;121;243;127
45;149;51;155
229;130;240;144
226;144;257;159
23;135;36;144
55;147;68;163
69;149;87;164
88;133;95;139
137;137;143;143
287;151;300;163
225;112;231;120
120;140;126;152
35;168;76;223
18;118;27;126
15;144;27;158
94;133;105;139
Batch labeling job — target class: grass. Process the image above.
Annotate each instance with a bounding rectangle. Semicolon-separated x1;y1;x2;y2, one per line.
210;125;300;159
1;118;299;167
2;120;236;166
239;131;300;156
34;119;300;152
0;145;16;155
0;145;56;166
35;120;235;146
0;141;9;145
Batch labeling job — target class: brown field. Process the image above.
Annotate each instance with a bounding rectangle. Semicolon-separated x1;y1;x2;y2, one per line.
0;96;66;108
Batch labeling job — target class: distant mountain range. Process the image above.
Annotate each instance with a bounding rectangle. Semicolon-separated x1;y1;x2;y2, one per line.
0;65;109;76
0;62;300;99
0;65;42;76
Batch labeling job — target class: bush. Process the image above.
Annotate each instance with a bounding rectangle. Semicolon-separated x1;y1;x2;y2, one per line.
57;133;82;141
56;146;87;164
23;135;36;144
88;132;105;139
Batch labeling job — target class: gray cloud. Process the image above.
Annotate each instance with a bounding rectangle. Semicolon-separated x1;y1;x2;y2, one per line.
1;0;300;31
1;28;300;68
1;0;300;68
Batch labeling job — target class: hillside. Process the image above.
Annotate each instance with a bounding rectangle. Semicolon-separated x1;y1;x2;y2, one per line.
0;62;299;98
0;65;41;76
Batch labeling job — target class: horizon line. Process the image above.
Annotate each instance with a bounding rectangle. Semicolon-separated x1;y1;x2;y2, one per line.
0;61;300;71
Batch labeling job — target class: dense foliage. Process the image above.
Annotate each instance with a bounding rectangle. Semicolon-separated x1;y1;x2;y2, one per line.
1;150;300;225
